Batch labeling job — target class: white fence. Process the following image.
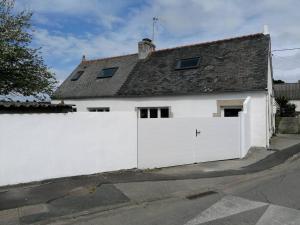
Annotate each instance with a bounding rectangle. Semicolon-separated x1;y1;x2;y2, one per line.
0;98;252;186
138;117;241;169
0;112;137;186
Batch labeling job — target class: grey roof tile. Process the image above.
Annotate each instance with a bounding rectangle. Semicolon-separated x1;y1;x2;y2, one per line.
53;54;138;99
274;83;300;100
117;33;270;96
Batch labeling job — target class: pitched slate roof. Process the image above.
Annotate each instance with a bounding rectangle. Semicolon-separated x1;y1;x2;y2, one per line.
53;54;138;99
53;33;270;99
274;83;300;100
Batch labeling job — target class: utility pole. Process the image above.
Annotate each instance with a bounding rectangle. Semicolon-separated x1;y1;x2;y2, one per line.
152;17;159;42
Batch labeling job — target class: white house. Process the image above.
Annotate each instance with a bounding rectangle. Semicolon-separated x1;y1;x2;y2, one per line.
274;82;300;112
52;32;275;148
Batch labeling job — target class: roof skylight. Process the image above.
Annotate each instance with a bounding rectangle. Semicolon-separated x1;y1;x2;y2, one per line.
175;57;200;70
97;67;118;79
71;71;84;81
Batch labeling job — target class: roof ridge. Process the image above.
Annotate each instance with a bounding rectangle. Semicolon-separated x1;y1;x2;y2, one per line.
82;53;137;63
275;83;300;85
154;33;266;53
81;33;266;64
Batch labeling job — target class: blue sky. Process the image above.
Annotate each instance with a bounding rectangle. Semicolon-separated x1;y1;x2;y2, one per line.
16;0;300;84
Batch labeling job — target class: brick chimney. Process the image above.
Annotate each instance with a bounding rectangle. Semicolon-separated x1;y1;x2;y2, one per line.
138;38;155;59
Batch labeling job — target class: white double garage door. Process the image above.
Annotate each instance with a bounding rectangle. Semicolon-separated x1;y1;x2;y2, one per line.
138;117;241;169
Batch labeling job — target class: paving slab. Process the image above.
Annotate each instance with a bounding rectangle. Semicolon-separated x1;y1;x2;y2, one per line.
19;184;129;225
200;206;268;225
184;195;268;225
19;203;49;217
0;208;19;225
256;205;300;225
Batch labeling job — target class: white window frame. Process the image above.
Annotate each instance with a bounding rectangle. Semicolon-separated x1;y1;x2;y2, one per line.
138;107;171;119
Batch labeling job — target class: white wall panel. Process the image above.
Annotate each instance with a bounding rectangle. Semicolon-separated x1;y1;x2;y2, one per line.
138;117;241;169
0;112;137;186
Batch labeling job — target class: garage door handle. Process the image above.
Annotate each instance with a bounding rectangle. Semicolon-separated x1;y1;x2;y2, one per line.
196;129;201;137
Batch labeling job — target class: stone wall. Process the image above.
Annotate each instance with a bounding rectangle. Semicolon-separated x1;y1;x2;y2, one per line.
276;117;300;134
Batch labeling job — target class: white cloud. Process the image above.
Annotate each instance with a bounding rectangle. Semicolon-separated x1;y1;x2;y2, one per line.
32;28;137;62
15;0;131;29
17;0;300;82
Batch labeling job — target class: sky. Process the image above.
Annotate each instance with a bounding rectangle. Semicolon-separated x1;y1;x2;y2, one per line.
15;0;300;84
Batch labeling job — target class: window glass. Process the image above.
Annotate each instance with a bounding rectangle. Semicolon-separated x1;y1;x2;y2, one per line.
160;108;169;118
140;108;148;118
176;57;200;70
150;108;158;118
97;67;118;78
87;107;110;112
224;108;242;117
71;71;84;81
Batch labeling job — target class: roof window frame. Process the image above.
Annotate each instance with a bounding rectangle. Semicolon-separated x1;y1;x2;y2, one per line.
71;70;84;81
175;57;200;70
97;67;118;79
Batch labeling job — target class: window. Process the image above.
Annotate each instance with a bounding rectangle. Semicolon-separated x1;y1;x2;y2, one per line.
160;108;169;118
175;57;200;70
140;108;148;118
97;67;118;79
224;108;242;117
71;71;84;81
87;107;110;112
139;107;170;119
150;108;158;118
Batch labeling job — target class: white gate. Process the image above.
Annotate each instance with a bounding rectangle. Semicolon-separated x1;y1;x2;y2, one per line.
138;117;241;169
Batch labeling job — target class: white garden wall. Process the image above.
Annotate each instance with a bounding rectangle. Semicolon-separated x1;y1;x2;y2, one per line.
290;100;300;112
138;117;241;169
240;97;251;157
0;112;137;186
53;91;268;147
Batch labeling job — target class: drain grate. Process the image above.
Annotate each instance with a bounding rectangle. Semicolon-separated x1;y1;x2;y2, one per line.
186;190;218;200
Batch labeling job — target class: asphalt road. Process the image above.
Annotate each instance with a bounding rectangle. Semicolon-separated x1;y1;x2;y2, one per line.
1;142;300;225
45;153;300;225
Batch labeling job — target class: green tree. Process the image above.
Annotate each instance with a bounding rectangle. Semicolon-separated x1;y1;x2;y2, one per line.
0;0;57;99
275;96;296;117
273;79;285;84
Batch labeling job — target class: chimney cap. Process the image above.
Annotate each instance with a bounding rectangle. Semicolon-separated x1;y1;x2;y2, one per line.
142;38;152;43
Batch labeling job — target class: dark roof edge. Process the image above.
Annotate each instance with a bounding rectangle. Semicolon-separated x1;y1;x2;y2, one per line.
274;83;300;85
82;53;137;64
52;89;268;100
154;33;266;53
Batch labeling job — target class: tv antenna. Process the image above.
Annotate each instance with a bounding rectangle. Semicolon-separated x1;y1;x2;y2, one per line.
152;17;159;42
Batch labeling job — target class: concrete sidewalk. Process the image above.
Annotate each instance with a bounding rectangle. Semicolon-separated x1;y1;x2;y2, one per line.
1;134;300;225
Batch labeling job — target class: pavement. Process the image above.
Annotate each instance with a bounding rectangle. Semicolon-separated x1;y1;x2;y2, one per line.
1;134;300;225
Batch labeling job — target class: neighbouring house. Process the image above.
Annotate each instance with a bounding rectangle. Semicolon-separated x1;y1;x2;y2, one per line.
0;101;75;113
52;32;275;148
274;82;300;113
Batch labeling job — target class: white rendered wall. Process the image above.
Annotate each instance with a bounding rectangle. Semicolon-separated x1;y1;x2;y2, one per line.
138;117;241;169
267;53;275;145
240;97;251;157
0;112;137;186
53;91;268;147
